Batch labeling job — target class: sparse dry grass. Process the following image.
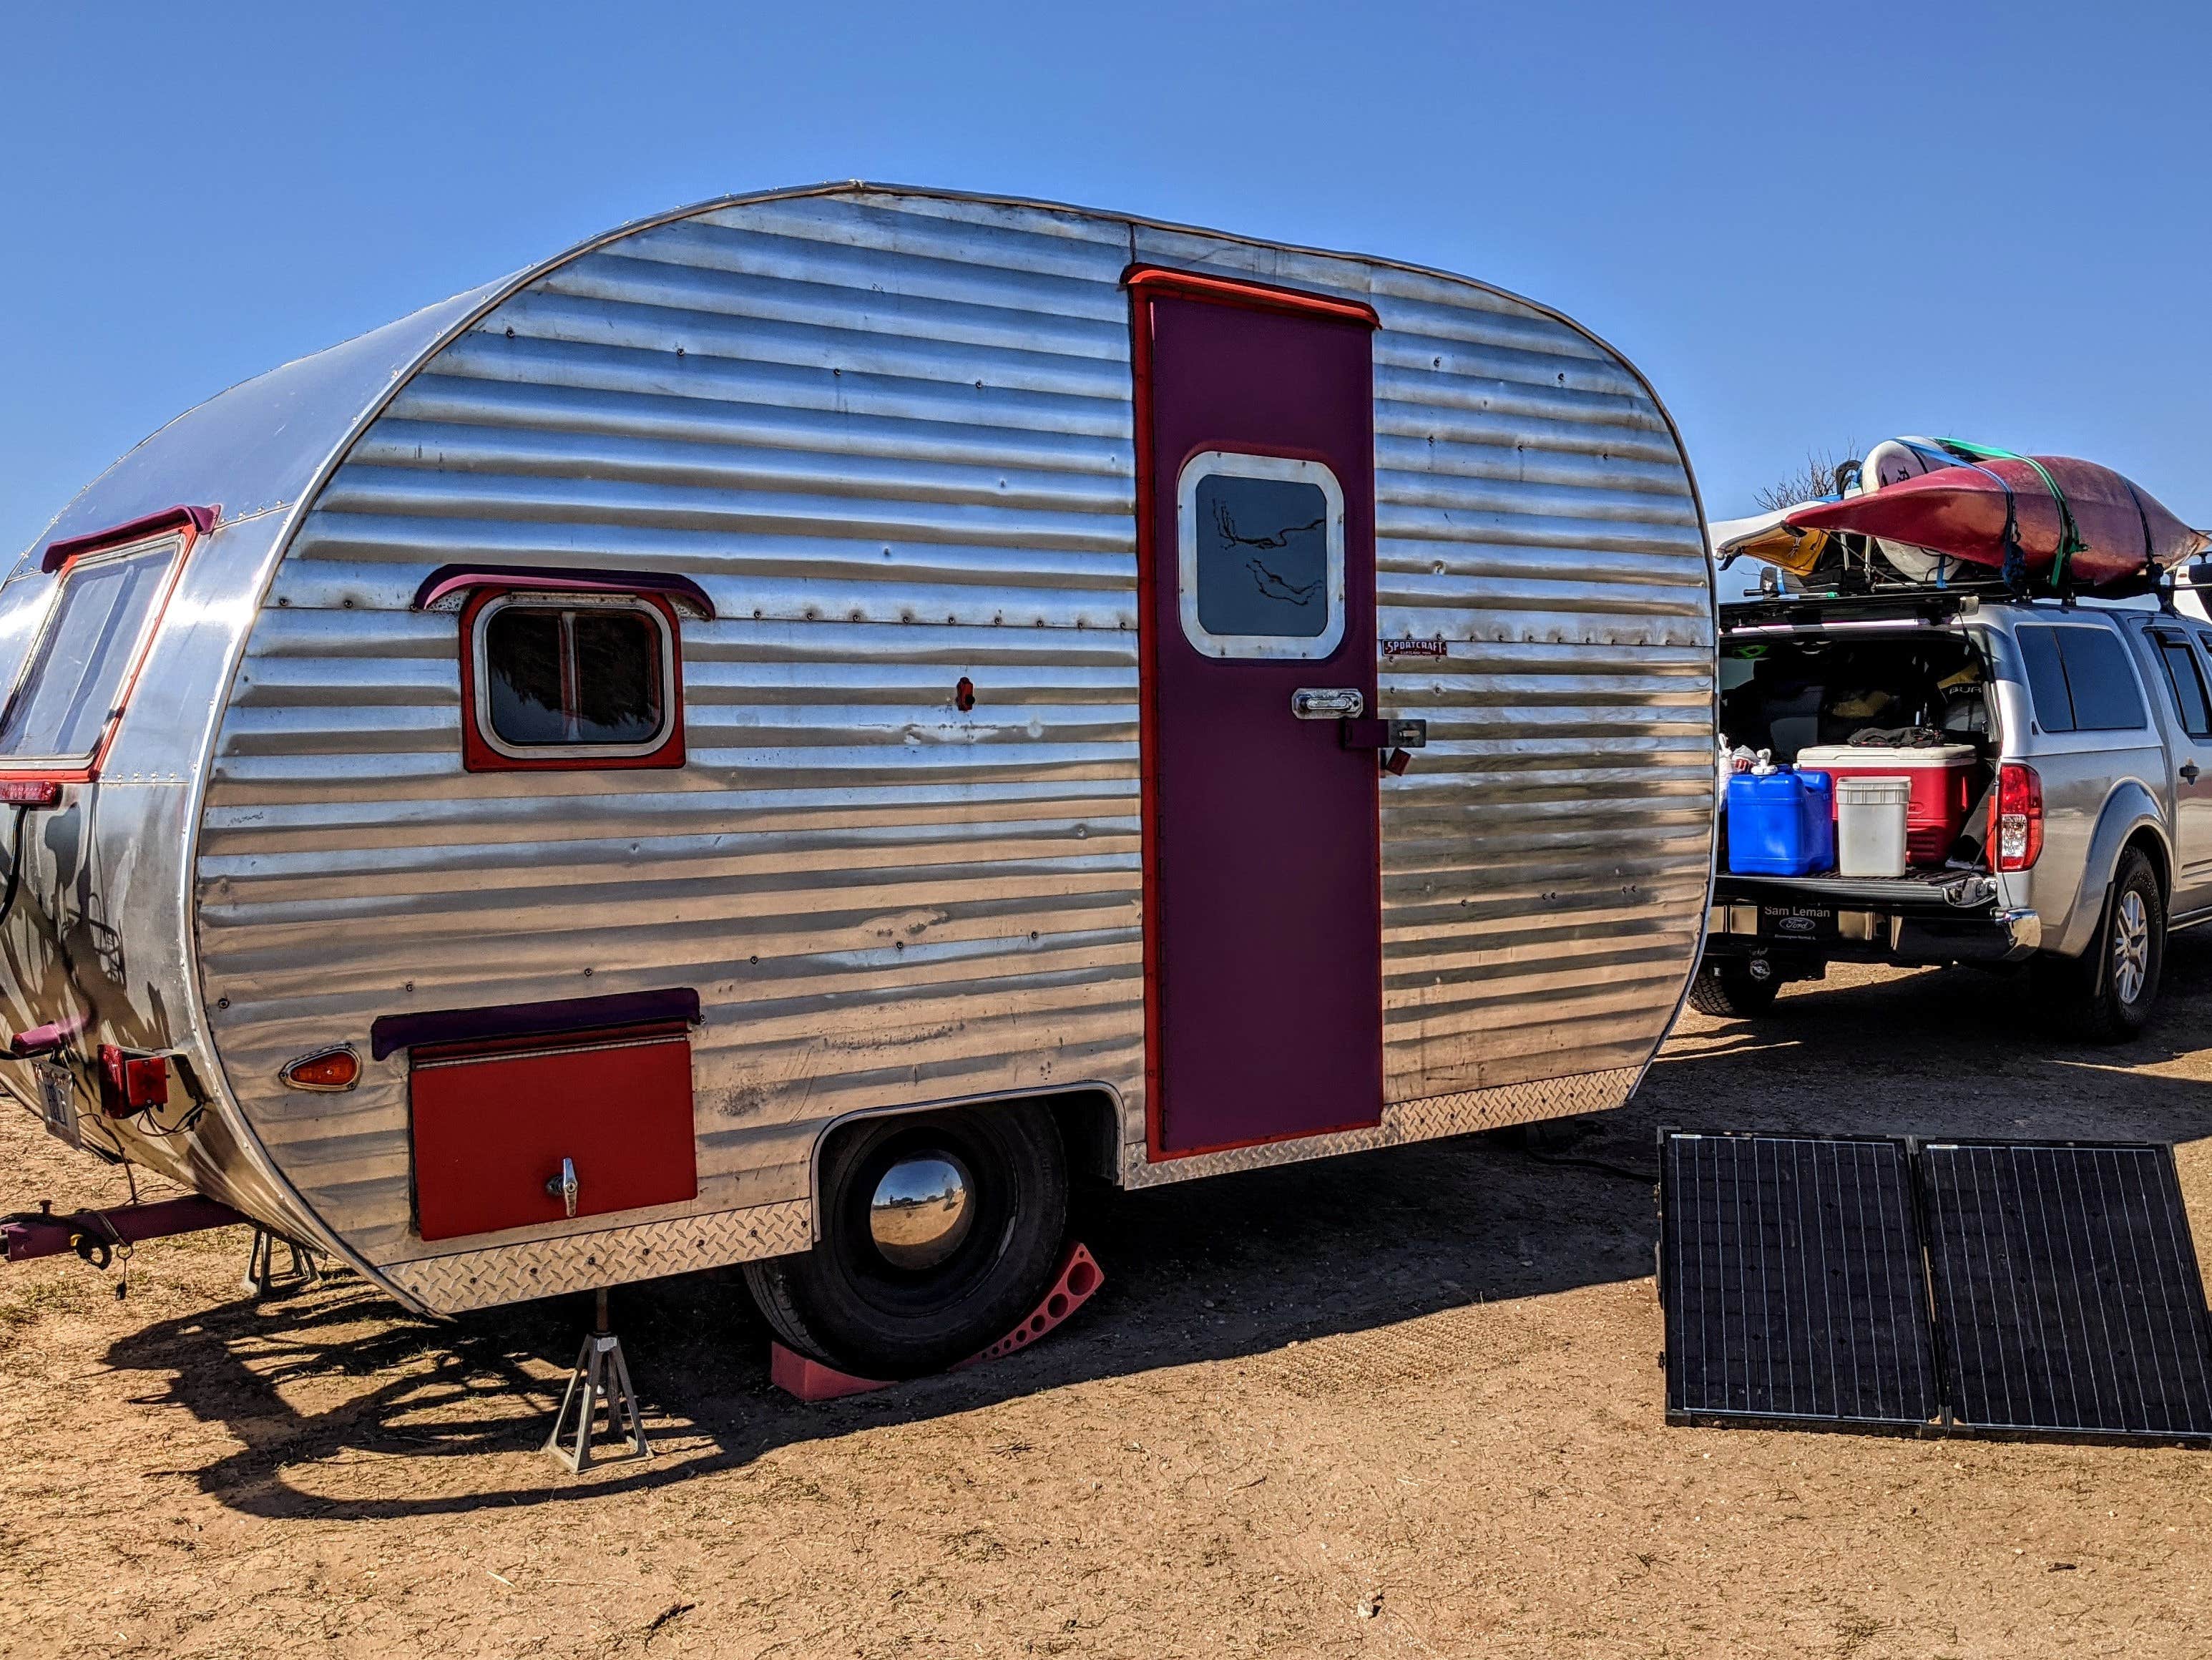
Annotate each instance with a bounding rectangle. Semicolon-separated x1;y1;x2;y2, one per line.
2;948;2211;1657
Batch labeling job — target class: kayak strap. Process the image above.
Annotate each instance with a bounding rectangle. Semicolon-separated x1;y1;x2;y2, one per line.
1936;438;2089;591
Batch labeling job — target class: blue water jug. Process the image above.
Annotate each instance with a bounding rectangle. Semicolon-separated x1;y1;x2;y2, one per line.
1725;768;1835;877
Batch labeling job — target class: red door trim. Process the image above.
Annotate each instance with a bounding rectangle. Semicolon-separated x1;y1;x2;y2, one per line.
1124;270;1381;1163
1122;265;1380;329
1128;280;1168;1163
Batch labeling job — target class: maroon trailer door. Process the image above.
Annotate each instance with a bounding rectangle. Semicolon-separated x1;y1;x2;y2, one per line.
1130;268;1384;1157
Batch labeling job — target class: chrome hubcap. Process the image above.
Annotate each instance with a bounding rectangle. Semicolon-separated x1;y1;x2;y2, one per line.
2112;890;2151;1005
868;1154;974;1271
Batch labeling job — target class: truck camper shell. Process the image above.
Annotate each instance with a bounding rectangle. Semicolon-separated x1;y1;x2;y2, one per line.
1;184;1716;1370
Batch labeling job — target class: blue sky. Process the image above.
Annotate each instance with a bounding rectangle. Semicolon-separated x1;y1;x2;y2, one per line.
4;1;2207;557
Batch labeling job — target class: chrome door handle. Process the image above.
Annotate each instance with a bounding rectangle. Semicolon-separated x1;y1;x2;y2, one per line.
2183;762;2201;785
547;1156;579;1219
1292;688;1364;719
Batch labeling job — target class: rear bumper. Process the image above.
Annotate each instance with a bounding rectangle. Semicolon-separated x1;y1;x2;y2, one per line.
1703;892;2041;968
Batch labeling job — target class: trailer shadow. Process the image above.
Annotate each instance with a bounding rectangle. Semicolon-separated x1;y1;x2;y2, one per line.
102;939;2212;1520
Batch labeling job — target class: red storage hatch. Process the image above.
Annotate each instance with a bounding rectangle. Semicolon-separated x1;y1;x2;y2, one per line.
409;1021;699;1243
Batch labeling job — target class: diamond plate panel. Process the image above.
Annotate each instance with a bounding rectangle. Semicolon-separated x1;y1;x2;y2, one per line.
378;1198;812;1313
1119;1066;1640;1187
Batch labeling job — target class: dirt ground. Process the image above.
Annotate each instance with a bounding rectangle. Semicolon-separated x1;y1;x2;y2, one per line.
5;948;2212;1659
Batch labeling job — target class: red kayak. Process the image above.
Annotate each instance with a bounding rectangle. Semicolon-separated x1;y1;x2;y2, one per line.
1785;454;2206;588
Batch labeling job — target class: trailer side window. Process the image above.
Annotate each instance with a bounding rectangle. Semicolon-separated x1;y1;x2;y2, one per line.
461;590;685;771
0;531;183;770
1175;451;1346;660
2153;633;2212;740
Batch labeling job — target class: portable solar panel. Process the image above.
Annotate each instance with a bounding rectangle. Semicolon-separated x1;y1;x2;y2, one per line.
1660;1132;1939;1430
1918;1141;2212;1442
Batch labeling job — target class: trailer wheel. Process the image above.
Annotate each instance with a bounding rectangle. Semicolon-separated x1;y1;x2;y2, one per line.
2037;848;2164;1044
1685;960;1781;1018
743;1103;1069;1380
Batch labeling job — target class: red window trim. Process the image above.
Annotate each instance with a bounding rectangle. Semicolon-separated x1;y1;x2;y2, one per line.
413;563;715;620
41;504;219;574
1122;265;1380;330
0;504;217;784
455;584;687;773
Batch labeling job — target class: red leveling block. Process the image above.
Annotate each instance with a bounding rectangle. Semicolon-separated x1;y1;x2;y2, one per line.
770;1241;1104;1402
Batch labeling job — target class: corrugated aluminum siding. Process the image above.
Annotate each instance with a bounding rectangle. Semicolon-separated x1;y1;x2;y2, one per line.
192;188;1712;1281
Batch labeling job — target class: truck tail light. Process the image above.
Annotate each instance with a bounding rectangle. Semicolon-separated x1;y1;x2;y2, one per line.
1995;762;2043;872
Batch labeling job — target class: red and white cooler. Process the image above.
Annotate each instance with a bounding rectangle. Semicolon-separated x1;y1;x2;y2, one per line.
1794;743;1978;866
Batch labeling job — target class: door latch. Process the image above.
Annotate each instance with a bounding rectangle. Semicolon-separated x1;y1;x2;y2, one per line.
1339;716;1427;751
1339;716;1426;776
2183;761;2201;785
547;1157;579;1219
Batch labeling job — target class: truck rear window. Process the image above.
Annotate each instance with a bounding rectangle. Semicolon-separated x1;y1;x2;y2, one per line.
0;537;178;766
2015;624;2148;735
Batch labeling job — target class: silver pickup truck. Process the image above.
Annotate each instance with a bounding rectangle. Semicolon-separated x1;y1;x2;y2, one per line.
1697;586;2212;1040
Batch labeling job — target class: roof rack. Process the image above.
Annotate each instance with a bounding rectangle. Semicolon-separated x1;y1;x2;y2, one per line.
1720;582;2012;633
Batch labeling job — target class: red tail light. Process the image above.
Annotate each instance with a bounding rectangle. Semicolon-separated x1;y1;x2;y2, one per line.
1994;762;2043;872
97;1045;169;1118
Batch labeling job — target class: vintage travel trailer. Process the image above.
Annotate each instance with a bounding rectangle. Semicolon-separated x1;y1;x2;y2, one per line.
0;184;1716;1377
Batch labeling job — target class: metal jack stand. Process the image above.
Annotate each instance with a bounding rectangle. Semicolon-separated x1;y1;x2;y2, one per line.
241;1226;320;1297
544;1288;652;1473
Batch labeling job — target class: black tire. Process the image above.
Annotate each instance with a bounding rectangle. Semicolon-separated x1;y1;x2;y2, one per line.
1685;960;1783;1018
743;1104;1068;1379
2037;848;2164;1044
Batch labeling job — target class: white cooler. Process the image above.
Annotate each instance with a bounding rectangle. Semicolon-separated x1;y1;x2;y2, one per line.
1834;776;1912;878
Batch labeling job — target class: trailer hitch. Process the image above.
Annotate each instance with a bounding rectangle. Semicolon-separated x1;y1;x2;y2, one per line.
2;1194;246;1265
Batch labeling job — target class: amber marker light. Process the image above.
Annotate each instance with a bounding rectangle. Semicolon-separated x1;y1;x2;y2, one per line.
280;1045;361;1092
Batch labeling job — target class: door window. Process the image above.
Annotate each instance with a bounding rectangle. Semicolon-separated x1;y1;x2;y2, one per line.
2153;633;2212;740
1175;451;1346;660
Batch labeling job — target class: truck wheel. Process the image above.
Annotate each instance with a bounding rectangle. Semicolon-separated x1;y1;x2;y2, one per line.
1685;960;1782;1018
743;1104;1069;1380
2042;848;2165;1043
